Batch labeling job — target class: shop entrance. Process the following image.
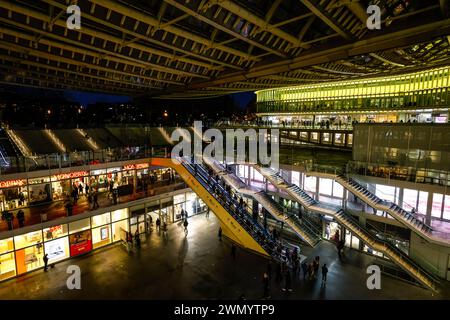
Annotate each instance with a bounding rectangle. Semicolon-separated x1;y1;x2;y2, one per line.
130;207;146;236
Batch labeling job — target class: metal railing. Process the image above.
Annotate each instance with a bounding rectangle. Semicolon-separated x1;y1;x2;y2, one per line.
0;146;170;175
347;160;450;187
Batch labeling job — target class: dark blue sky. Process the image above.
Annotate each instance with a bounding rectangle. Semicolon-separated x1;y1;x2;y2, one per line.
13;86;255;108
65;90;132;107
231;91;255;109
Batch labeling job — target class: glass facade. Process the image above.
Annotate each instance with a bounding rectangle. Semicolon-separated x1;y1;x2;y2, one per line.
0;162;179;215
256;66;450;116
0;188;206;282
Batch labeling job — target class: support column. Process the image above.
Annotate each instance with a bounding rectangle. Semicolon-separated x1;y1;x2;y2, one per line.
247;165;251;186
315;176;320;201
426;192;433;225
398;187;404;207
343;188;348;209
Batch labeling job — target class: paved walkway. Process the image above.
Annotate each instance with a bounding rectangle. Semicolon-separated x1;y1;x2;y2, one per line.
2;179;186;232
0;213;446;300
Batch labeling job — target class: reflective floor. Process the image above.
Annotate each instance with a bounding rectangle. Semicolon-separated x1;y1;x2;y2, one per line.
0;213;447;300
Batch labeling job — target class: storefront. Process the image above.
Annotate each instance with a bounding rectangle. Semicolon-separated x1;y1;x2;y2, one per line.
0;179;27;211
51;171;89;201
28;177;51;205
90;169;108;192
0;170;209;282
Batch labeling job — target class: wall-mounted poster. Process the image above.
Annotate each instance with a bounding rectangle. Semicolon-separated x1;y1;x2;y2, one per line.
100;227;109;240
44;238;68;263
69;230;92;257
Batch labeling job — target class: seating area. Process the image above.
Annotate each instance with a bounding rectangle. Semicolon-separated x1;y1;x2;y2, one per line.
14;129;60;155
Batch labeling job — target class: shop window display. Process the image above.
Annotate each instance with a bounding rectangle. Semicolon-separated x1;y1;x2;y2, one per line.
92;226;111;249
0;252;16;280
51;179;71;201
28;183;51;204
44;237;69;263
0;237;14;254
69;230;92;257
14;230;43;250
0;185;28;211
43;224;68;241
16;243;45;274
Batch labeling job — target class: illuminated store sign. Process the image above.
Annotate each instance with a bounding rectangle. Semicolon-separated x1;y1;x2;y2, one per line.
0;179;26;188
51;171;89;181
122;163;149;170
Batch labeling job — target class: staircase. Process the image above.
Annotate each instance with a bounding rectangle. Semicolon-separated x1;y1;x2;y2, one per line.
202;158;322;247
254;191;321;246
253;165;439;291
170;158;294;264
5;127;32;156
335;173;433;235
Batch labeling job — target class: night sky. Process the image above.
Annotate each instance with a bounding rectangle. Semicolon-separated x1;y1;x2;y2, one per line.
65;90;132;107
8;85;255;110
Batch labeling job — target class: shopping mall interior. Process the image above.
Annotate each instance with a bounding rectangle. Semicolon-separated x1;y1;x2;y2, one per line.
0;0;449;303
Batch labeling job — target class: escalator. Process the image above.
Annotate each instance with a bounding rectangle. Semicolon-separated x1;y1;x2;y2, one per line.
253;165;439;291
150;157;291;262
202;158;321;247
253;191;322;246
334;173;434;236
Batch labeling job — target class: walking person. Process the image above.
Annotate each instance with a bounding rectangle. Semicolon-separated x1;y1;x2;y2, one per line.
183;218;189;236
93;190;99;210
308;262;314;280
135;230;141;249
43;254;49;271
156;218;161;233
218;227;222;241
78;183;83;196
313;256;320;279
16;210;25;228
321;263;328;286
282;268;293;292
301;261;308;280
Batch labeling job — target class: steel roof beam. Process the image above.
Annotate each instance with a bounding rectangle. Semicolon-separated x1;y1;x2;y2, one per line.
88;0;258;61
206;0;306;48
164;0;288;58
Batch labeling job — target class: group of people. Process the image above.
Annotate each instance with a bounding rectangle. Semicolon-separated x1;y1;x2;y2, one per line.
1;209;25;230
263;255;329;299
65;183;100;216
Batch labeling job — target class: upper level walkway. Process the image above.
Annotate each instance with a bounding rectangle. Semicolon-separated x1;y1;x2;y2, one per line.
0;178;186;233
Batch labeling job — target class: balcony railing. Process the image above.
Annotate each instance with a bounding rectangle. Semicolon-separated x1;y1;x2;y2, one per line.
0;146;170;176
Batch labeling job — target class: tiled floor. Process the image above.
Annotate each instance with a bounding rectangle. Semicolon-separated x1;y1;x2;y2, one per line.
0;213;447;300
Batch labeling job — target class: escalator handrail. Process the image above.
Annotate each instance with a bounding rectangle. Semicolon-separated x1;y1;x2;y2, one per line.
339;209;439;284
181;161;283;256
